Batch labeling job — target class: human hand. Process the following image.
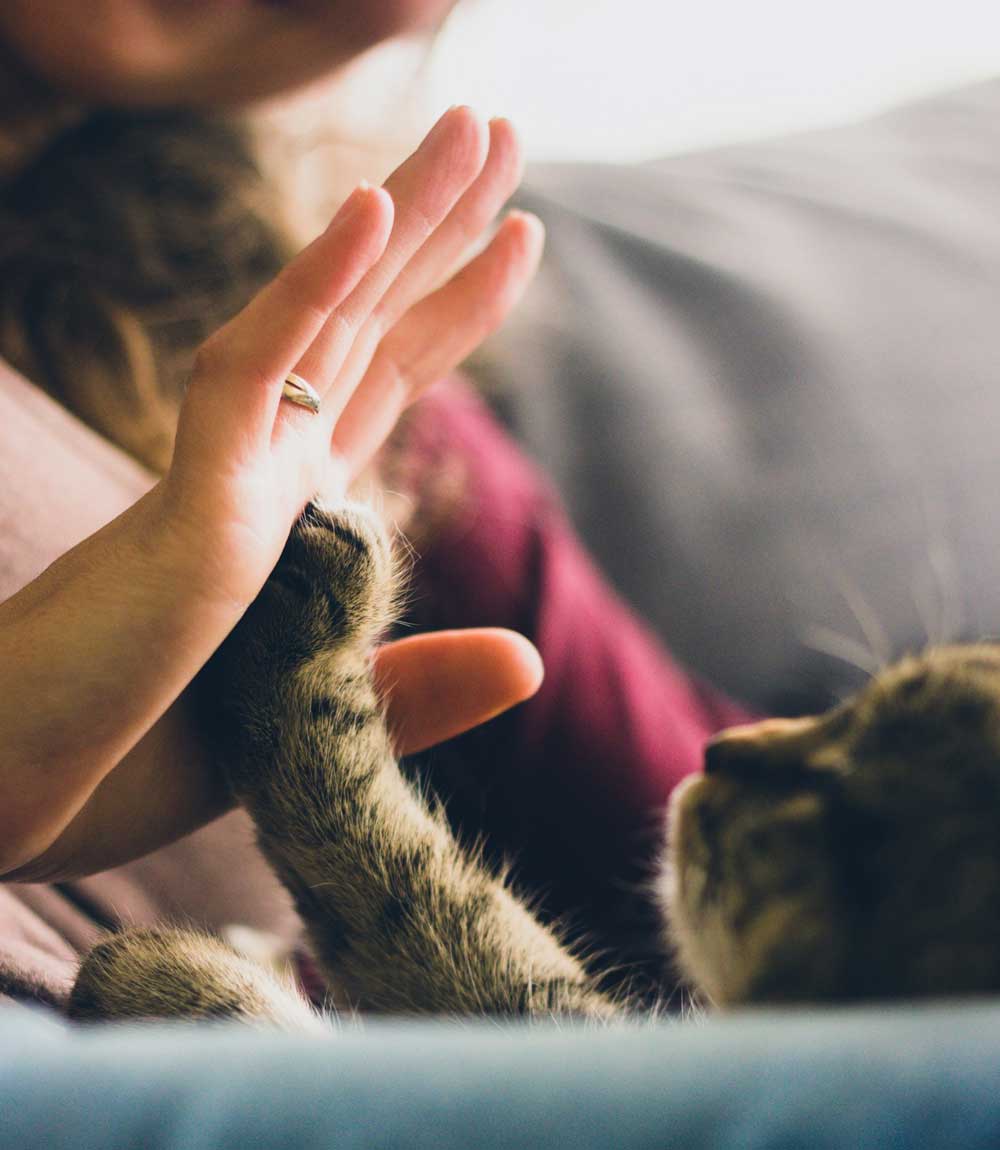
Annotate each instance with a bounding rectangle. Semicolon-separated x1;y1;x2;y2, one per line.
162;106;543;610
0;108;546;880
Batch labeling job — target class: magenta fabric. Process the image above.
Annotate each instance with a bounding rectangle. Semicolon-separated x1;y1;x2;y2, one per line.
400;382;753;982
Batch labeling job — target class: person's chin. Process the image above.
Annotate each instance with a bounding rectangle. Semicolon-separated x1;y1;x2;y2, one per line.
331;0;455;47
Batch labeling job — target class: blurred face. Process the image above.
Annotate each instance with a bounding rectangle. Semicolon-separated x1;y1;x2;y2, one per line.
0;0;455;105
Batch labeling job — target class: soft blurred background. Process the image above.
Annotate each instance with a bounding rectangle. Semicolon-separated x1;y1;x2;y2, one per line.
267;0;1000;230
429;0;1000;159
321;0;1000;163
250;2;1000;719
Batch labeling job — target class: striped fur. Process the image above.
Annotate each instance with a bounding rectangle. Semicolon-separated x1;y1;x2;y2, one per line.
70;501;616;1028
71;506;1000;1026
663;647;1000;1006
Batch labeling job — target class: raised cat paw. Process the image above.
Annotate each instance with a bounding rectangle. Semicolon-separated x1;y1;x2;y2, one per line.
199;499;398;797
208;499;397;697
264;500;397;652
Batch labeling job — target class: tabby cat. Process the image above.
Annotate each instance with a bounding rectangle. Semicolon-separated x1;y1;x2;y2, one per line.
68;503;1000;1027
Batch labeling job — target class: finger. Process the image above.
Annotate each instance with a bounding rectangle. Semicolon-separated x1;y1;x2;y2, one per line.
175;184;393;468
364;117;524;335
331;211;545;474
285;107;489;423
373;629;544;756
344;106;490;332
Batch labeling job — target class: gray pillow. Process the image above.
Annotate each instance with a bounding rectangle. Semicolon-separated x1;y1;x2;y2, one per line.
479;78;1000;714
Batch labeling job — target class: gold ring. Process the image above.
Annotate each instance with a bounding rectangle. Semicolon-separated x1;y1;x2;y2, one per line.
282;372;321;415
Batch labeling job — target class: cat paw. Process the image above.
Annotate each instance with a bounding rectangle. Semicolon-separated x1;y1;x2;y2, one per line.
68;928;325;1033
199;499;397;770
264;499;397;654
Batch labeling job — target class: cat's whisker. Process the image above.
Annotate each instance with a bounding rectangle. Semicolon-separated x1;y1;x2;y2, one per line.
391;525;420;567
916;486;964;650
910;567;941;651
801;625;881;677
379;485;412;505
828;566;893;670
928;537;963;648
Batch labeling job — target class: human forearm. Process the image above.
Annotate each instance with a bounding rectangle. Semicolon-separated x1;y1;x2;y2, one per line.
3;691;230;883
0;483;245;875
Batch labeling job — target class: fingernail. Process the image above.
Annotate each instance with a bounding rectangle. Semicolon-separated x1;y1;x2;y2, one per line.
345;181;372;211
329;182;372;230
433;105;477;135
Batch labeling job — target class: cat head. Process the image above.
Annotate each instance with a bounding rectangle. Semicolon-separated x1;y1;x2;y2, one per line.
663;644;1000;1006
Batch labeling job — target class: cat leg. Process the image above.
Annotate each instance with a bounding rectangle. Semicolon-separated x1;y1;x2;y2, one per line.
205;502;619;1020
67;927;327;1033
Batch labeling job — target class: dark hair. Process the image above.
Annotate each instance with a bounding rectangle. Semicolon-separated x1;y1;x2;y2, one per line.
0;108;286;470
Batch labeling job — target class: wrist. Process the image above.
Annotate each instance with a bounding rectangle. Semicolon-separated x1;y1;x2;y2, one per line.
0;482;253;875
0;481;255;879
141;477;262;617
156;465;291;615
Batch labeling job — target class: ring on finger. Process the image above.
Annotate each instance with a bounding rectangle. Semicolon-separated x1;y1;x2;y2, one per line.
282;371;321;415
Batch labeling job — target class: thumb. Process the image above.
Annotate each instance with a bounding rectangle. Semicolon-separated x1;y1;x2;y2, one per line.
373;628;544;756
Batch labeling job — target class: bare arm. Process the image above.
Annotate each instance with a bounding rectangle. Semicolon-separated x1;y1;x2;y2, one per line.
0;110;544;880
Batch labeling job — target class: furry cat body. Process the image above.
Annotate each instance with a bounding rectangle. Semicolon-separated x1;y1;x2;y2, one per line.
69;507;1000;1027
664;648;1000;1006
71;503;615;1028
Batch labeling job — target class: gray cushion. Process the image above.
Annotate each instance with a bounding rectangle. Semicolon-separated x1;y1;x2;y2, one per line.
481;78;1000;713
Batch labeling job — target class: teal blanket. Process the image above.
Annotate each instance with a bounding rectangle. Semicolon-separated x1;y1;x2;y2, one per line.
2;1002;998;1148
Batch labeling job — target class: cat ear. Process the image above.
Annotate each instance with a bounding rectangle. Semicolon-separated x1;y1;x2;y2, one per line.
704;717;820;777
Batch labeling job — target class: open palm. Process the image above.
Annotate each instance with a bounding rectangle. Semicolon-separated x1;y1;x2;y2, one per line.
164;107;542;610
